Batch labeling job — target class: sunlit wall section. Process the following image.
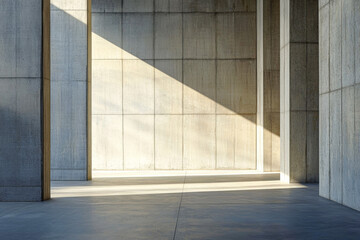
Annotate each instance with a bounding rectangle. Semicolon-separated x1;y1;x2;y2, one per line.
92;0;257;171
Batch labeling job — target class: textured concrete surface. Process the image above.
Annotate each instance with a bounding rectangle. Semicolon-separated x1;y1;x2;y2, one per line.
154;60;183;113
50;0;89;180
319;93;329;198
319;0;360;211
280;0;319;183
0;0;50;201
123;115;155;170
257;0;280;172
1;174;360;239
329;90;342;203
216;115;256;169
0;1;41;77
91;0;258;171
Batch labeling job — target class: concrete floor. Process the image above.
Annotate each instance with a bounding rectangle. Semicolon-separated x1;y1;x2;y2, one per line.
1;172;360;240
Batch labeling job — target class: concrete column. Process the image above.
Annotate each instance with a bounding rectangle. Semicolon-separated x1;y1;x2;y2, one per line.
0;0;50;201
50;0;91;180
257;0;264;172
280;0;319;183
257;0;280;172
319;0;360;211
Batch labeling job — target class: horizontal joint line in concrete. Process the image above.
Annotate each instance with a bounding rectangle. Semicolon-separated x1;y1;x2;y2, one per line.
284;110;319;113
52;79;87;82
182;11;256;14
92;113;257;116
289;42;318;44
320;83;360;95
319;2;330;11
92;11;257;14
51;9;88;12
280;42;318;50
91;58;257;61
51;169;87;171
263;70;281;72
0;77;41;79
264;111;281;113
339;84;358;90
91;11;257;14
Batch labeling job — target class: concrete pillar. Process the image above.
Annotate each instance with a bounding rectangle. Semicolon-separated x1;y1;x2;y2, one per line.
319;0;360;211
257;0;280;172
0;0;50;201
257;0;264;172
50;0;91;180
280;0;319;183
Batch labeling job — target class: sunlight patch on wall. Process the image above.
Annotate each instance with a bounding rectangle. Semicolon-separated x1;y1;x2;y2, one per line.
91;16;258;171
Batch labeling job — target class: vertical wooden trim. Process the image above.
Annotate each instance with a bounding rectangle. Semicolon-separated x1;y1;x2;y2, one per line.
87;0;92;180
42;0;51;200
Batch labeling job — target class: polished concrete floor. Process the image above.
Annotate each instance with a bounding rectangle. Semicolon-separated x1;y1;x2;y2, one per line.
1;171;360;240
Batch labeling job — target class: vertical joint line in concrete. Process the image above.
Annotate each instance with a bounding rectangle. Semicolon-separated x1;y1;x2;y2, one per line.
153;1;156;170
328;81;331;197
15;1;18;74
121;5;125;171
87;0;93;180
172;172;186;240
304;0;308;183
353;0;356;180
327;1;331;197
40;0;45;200
232;9;236;169
256;0;263;172
214;11;218;169
270;0;273;171
181;7;184;170
340;1;343;203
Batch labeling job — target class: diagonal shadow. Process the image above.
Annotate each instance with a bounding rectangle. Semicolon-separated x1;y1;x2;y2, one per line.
89;6;258;118
50;1;280;173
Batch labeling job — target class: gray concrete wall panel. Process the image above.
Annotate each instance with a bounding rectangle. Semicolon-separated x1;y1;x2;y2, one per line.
50;0;89;180
92;0;258;171
319;0;360;211
0;0;50;201
280;0;319;183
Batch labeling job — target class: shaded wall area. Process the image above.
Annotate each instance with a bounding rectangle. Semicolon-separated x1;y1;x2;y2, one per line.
258;0;280;172
50;0;89;180
91;0;257;170
319;0;360;211
0;0;50;201
280;0;319;183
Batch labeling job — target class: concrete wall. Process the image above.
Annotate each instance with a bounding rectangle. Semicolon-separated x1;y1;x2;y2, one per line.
280;0;319;183
319;0;360;211
257;0;280;172
50;0;90;180
92;0;258;171
0;0;50;201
